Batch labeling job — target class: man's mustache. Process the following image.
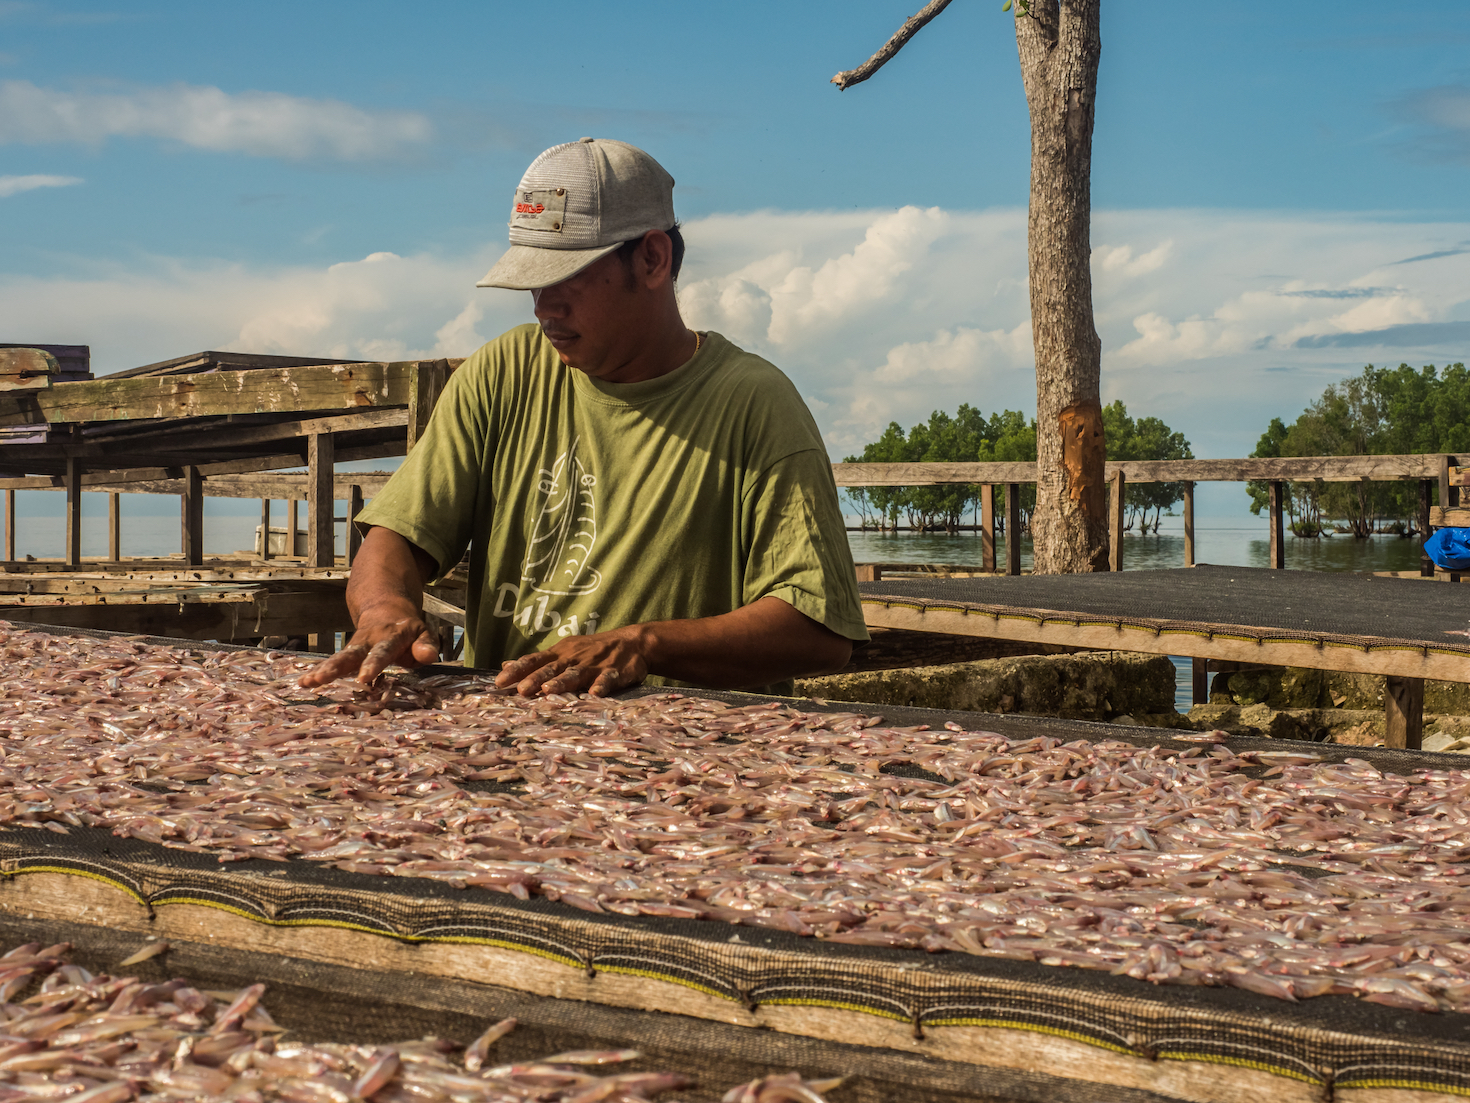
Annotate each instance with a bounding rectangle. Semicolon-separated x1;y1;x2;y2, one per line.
540;323;577;341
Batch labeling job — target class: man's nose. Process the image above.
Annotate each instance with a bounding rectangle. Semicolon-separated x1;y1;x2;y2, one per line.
532;287;567;319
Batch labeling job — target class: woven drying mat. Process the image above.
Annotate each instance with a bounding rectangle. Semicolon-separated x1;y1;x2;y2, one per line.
7;621;1470;1103
859;564;1470;661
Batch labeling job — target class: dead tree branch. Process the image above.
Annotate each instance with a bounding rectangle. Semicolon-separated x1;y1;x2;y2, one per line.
830;0;956;91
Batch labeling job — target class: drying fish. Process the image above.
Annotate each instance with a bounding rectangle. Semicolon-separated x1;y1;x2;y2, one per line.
116;938;169;967
6;624;1470;1012
0;936;844;1101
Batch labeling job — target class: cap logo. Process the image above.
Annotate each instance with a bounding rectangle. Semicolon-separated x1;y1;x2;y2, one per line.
509;187;568;234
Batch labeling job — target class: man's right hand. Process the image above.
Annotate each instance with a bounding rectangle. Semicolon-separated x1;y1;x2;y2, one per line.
297;526;443;688
298;610;441;688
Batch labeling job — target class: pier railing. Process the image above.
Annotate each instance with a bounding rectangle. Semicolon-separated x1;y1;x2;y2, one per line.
831;454;1465;575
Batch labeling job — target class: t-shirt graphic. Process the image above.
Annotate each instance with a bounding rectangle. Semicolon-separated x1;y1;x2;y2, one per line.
522;436;601;596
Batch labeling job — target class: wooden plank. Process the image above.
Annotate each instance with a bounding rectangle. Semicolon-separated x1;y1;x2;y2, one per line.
1430;507;1470;527
1268;481;1285;569
0;442;402;490
2;488;12;561
307;433;334;569
1108;472;1124;573
0;361;416;428
0;587;351;639
128;407;407;455
1192;657;1209;706
830;455;1446;488
1183;481;1195;567
260;498;271;562
1005;484;1021;577
182;466;204;567
407;359;452;452
1385;675;1425;750
854;564;881;582
0;873;1336;1103
980;484;995;573
288;499;299;561
859;600;1470;682
63;457;80;568
0;348;58;390
421;590;465;628
107;493;120;562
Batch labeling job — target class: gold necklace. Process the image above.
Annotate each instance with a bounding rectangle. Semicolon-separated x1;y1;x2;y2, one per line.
693;330;702;355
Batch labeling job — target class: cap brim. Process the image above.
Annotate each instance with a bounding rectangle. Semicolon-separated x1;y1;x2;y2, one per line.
475;242;621;290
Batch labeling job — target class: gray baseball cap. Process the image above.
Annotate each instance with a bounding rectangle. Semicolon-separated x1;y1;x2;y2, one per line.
476;137;676;291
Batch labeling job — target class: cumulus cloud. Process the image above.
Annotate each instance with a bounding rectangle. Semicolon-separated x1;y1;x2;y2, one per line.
4;207;1470;462
0;172;79;197
0;80;432;161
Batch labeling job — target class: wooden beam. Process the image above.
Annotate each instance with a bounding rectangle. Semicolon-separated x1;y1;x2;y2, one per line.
0;361;418;428
260;499;272;562
64;457;81;568
1108;472;1125;573
407;359;452;452
1385;675;1425;750
116;407;408;455
0;442;402;491
830;454;1446;488
1442;455;1454;512
1268;481;1285;570
860;600;1470;683
1430;506;1470;527
1192;658;1209;706
1005;484;1021;577
854;564;881;582
307;433;335;569
20;471;395;501
1182;481;1195;567
979;484;995;572
288;498;299;559
181;466;204;567
107;493;120;562
0;586;351;640
2;488;12;561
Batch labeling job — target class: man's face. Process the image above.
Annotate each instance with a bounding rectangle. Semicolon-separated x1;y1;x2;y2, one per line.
531;250;645;382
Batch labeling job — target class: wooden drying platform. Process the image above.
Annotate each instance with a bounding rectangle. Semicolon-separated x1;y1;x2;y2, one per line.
859;565;1470;749
5;626;1470;1102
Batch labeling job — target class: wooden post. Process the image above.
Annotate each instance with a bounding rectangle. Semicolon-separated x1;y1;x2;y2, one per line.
260;499;272;561
1421;479;1435;576
3;488;12;561
1191;658;1209;706
1441;455;1454;511
288;498;299;559
347;485;364;565
1005;483;1022;576
64;456;82;568
980;484;996;572
1268;480;1285;569
407;359;452;453
1182;481;1195;567
181;465;204;567
307;433;335;569
107;492;121;562
307;432;336;653
1108;471;1125;572
1385;675;1425;751
854;564;881;582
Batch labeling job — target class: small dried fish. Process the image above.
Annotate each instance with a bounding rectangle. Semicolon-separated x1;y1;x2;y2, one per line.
116;939;168;968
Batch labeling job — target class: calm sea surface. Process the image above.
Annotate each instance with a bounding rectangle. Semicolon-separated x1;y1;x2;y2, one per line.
11;509;1429;712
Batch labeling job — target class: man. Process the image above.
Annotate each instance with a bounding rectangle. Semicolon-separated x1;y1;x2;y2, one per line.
302;138;866;697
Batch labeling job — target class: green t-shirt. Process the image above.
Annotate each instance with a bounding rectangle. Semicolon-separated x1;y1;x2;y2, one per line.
356;324;868;691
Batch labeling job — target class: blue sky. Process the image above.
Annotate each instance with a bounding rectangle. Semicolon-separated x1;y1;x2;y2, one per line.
4;0;1470;481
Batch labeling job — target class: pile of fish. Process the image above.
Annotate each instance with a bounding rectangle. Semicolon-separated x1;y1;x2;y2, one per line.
3;626;1470;1013
0;938;838;1101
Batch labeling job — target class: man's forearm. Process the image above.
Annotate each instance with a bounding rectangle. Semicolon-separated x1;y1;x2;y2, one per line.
634;598;852;688
345;527;436;624
497;596;853;696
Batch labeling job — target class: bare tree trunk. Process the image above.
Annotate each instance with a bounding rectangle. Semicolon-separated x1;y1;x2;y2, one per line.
1017;1;1106;573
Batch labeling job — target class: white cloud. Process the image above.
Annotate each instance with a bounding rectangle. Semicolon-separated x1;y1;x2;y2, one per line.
0;80;431;161
4;207;1470;464
0;172;79;197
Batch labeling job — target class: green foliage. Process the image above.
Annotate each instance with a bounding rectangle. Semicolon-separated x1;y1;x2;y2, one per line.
845;402;1189;534
1001;0;1031;14
1101;401;1194;534
1247;363;1469;537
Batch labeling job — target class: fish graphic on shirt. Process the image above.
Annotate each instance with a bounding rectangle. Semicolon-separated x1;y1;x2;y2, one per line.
522;439;601;595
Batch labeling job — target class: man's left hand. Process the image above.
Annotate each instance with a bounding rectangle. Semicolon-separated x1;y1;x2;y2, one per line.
495;626;649;697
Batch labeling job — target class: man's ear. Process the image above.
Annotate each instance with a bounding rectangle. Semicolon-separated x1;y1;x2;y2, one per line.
639;229;674;288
